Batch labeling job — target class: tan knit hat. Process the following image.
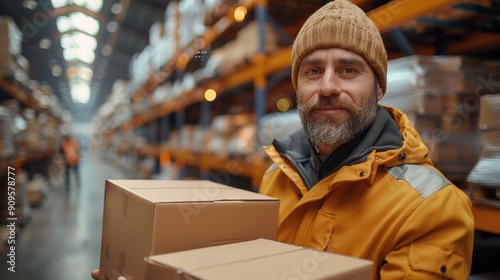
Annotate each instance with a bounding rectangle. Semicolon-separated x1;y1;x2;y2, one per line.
291;0;387;93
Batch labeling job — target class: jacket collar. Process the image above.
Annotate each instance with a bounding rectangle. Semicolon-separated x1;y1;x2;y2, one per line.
272;106;404;189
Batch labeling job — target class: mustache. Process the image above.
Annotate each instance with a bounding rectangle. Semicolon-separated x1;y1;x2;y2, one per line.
298;96;356;113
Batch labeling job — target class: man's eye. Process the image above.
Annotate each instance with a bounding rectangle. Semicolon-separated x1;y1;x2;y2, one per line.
342;67;356;74
308;68;320;75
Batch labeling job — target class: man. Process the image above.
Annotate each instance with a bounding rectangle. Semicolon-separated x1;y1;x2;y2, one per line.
61;133;80;190
258;0;474;279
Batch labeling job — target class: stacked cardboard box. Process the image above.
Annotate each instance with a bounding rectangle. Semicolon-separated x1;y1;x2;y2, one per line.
382;55;500;182
467;94;500;206
144;239;373;280
98;180;279;280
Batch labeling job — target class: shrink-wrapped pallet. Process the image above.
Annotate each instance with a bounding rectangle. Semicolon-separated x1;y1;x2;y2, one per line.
227;124;257;159
206;114;255;158
478;94;500;130
0;106;15;158
204;21;281;76
467;95;500;206
0;17;26;80
381;55;500;182
257;110;302;146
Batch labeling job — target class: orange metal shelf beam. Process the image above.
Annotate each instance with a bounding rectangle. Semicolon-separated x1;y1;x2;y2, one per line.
224;46;292;90
472;203;500;235
448;32;500;54
367;0;461;33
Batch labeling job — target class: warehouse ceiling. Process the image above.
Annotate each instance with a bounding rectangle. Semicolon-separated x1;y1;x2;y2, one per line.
1;0;500;123
0;0;170;122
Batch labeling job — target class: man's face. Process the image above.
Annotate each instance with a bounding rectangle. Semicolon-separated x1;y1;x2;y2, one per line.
296;48;383;154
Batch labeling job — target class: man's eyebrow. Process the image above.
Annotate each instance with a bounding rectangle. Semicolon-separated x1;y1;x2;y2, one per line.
337;57;368;67
300;58;321;67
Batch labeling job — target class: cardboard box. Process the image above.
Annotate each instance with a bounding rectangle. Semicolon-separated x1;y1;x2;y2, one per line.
144;239;373;280
99;180;279;280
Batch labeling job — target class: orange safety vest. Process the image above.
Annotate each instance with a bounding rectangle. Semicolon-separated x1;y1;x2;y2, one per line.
62;138;79;165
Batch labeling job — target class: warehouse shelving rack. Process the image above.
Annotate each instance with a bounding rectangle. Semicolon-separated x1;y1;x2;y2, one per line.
0;76;64;177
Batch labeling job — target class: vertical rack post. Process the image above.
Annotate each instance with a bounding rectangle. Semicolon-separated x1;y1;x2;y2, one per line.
254;0;267;123
175;109;186;178
253;0;268;191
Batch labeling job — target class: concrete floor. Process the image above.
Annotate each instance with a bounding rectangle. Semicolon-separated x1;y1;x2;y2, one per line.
0;149;130;280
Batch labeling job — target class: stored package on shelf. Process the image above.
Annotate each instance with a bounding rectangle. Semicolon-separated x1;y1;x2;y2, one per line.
227;123;256;159
176;125;210;154
93;79;133;130
478;94;500;130
0;16;28;81
190;126;209;154
467;94;500;206
152;83;171;105
178;0;206;49
0;106;15;158
0;16;22;56
205;113;256;159
202;0;230;26
257;110;302;147
381;55;500;182
18;109;44;154
129;47;153;90
204;21;281;77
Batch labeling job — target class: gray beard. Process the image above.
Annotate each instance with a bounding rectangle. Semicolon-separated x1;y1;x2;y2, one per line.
297;89;378;151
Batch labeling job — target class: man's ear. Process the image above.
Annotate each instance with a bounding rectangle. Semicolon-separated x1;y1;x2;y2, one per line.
376;85;384;101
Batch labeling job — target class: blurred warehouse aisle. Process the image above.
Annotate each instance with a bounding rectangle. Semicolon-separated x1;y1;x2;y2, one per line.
0;148;131;280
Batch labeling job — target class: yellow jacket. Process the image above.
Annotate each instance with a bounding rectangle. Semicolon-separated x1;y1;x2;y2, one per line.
259;106;474;279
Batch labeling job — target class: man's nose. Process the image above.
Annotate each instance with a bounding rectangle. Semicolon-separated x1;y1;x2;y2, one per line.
318;69;342;97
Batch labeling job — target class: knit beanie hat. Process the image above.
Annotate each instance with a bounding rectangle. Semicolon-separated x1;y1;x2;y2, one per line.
291;0;387;93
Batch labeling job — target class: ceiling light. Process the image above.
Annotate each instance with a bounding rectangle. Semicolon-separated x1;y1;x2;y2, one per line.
51;0;69;9
63;47;95;64
70;83;91;104
23;0;37;10
74;0;103;12
78;67;94;80
101;45;112;56
69;12;100;35
111;3;122;15
39;38;52;49
52;66;63;77
276;98;291;112
56;16;71;32
106;21;119;33
204;89;217;102
233;6;247;22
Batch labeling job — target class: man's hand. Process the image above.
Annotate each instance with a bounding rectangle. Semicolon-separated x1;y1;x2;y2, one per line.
91;269;127;280
91;269;99;280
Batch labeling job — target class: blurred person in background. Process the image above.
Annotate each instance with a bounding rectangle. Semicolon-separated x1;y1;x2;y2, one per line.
60;133;80;190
